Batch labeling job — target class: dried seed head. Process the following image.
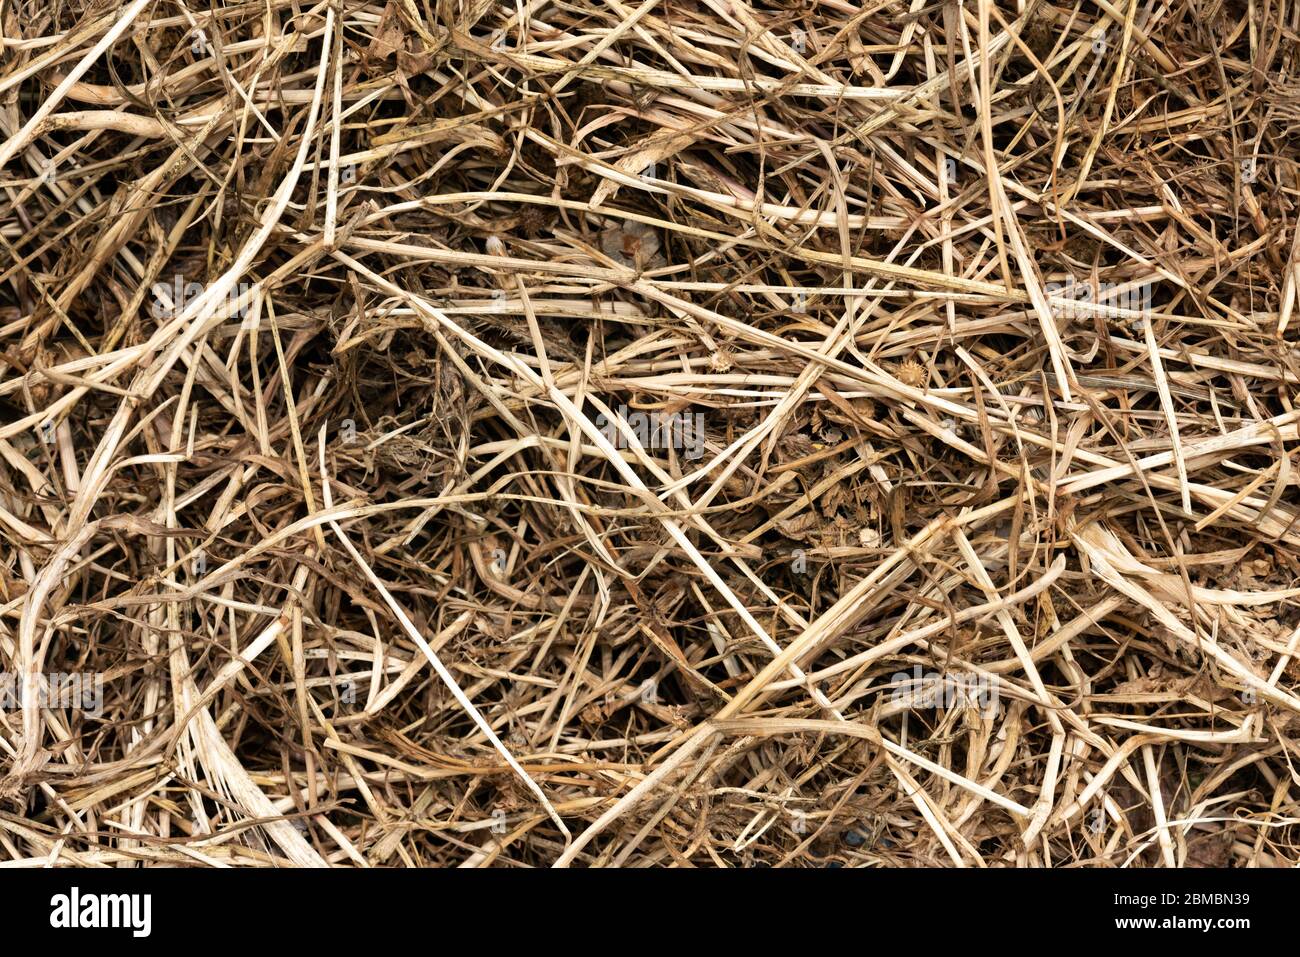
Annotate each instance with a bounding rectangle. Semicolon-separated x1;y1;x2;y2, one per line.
897;358;926;388
518;206;549;238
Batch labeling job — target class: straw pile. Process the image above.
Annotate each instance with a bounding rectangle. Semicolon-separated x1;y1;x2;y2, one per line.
0;0;1298;868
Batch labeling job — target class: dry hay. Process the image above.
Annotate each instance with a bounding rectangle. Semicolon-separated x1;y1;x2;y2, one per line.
0;0;1298;868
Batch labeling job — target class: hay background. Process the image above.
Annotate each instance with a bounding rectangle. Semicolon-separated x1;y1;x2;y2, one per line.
0;0;1298;866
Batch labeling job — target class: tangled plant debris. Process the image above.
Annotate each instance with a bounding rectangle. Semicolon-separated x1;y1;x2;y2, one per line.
0;0;1298;868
